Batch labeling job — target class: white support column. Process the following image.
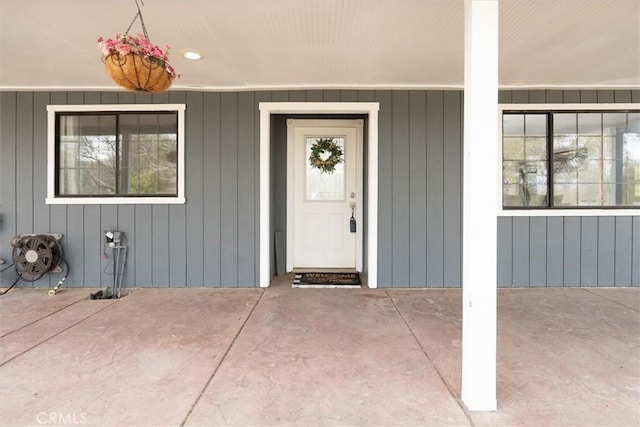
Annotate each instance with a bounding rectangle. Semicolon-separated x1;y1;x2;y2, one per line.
259;108;271;288
462;0;498;411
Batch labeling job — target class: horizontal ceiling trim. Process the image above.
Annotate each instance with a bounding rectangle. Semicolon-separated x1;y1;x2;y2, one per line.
1;84;638;92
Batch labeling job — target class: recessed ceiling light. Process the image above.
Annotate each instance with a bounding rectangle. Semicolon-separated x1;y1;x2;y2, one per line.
182;50;202;60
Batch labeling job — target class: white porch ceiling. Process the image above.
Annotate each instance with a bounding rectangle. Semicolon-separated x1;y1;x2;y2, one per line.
0;0;638;91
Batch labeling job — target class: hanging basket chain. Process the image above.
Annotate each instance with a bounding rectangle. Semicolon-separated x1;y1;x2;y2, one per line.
124;0;150;40
99;0;176;92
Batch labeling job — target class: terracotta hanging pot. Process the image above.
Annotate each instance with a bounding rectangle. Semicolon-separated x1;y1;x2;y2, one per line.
104;53;172;93
98;1;178;93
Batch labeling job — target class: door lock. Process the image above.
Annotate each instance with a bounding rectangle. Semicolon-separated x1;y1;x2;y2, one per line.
349;202;356;233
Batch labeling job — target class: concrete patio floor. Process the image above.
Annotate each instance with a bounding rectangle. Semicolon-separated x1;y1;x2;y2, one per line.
0;277;638;426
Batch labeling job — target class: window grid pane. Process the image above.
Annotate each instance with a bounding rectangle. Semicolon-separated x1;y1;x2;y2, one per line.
58;115;116;196
503;110;639;208
118;113;178;196
553;112;639;207
56;112;177;197
502;113;548;207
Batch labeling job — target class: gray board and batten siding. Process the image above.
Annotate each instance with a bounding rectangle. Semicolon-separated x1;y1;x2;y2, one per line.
0;89;638;289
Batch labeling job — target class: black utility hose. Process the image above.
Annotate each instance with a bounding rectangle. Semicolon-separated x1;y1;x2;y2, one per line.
0;263;15;273
0;251;70;297
0;277;20;296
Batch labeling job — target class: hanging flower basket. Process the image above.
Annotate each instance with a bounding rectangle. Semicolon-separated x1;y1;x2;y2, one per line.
98;1;178;93
103;52;172;93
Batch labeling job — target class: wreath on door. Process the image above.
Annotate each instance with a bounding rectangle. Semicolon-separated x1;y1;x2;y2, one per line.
309;138;344;174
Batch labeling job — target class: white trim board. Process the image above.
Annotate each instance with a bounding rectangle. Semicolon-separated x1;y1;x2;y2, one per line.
46;104;186;205
259;102;380;288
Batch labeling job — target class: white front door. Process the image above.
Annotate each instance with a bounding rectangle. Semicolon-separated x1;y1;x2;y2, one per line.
287;119;363;270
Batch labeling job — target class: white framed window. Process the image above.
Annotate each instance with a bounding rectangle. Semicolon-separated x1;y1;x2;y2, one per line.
46;104;186;204
499;103;640;217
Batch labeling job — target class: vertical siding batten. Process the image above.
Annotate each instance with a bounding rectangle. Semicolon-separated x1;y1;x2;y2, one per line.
186;91;205;287
563;90;580;103
545;90;563;104
0;92;17;285
237;91;256;287
614;90;632;103
15;92;34;235
529;217;547;287
546;217;564;287
597;90;615;103
442;91;462;287
391;91;410;287
580;217;599;286
168;91;187;287
563;217;582;286
134;204;153;286
15;93;35;286
220;92;239;286
408;91;427;287
528;90;546;104
341;90;358;102
581;90;598;103
151;205;170;287
497;217;513;287
512;217;530;286
426;91;445;287
597;218;615;286
203;92;223;287
614;217;633;286
633;217;640;286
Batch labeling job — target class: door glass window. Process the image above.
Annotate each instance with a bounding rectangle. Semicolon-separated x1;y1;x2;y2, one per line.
305;136;345;201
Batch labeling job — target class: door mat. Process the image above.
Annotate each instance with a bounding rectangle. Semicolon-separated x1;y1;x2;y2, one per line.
292;272;361;288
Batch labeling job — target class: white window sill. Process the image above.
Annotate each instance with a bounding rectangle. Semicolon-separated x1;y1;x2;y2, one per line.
498;208;639;217
46;197;186;205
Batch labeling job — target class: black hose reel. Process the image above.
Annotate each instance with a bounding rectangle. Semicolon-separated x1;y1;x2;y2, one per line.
11;234;64;276
2;234;68;296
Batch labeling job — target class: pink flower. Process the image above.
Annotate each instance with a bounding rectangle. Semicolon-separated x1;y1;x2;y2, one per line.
98;33;179;80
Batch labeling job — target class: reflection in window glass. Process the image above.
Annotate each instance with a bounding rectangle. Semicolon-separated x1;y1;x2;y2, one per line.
502;113;548;207
553;112;639;207
56;112;178;197
503;110;639;208
58;115;116;195
503;114;524;136
525;114;547;136
119;114;178;195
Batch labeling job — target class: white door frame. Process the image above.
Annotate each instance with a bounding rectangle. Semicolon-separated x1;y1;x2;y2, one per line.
286;119;364;272
258;102;380;288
